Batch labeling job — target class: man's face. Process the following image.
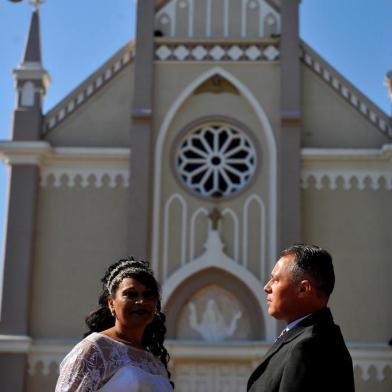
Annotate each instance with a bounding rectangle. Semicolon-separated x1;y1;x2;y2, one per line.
264;254;301;323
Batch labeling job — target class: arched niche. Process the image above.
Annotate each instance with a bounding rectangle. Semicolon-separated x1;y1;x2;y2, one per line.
164;267;265;340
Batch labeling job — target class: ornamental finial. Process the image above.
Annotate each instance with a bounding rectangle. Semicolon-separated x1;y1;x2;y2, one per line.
29;0;45;11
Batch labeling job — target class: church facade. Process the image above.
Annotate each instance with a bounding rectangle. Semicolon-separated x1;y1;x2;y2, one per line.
0;1;391;391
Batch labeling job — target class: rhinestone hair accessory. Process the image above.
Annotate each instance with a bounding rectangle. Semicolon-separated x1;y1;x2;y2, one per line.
105;260;152;294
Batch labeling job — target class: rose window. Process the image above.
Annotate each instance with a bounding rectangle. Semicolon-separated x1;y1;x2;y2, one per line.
176;123;257;198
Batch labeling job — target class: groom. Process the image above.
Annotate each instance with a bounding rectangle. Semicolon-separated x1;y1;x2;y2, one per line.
247;244;355;391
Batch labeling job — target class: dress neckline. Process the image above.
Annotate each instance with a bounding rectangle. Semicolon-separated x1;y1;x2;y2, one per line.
94;332;150;355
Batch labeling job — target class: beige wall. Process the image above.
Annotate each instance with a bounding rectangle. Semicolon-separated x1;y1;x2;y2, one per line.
46;64;134;148
302;187;392;342
30;184;129;338
301;66;389;148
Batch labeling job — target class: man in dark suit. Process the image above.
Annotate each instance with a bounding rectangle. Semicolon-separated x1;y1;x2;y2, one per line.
247;244;355;392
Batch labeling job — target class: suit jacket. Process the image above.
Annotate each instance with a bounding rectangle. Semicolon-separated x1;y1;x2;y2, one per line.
247;307;355;392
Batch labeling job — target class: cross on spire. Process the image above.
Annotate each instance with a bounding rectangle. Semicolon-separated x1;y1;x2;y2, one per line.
208;208;223;231
30;0;44;11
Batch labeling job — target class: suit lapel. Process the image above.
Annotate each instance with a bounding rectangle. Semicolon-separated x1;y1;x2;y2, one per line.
259;325;306;364
247;326;306;390
247;308;334;391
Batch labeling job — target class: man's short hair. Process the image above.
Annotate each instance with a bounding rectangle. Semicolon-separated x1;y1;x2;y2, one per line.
281;244;335;297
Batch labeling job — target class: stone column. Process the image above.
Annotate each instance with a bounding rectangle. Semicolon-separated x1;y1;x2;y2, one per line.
128;0;155;260
279;0;302;250
0;164;40;392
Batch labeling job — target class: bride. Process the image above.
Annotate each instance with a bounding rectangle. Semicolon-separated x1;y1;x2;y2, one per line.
56;258;174;391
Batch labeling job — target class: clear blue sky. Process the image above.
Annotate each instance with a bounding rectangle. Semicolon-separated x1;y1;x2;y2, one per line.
0;0;391;258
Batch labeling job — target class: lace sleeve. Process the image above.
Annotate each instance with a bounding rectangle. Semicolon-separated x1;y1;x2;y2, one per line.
55;338;105;392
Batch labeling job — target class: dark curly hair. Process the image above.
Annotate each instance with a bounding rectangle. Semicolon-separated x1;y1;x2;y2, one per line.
84;257;173;386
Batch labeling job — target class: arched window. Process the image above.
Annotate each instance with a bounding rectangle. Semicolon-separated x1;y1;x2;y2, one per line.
21;82;35;107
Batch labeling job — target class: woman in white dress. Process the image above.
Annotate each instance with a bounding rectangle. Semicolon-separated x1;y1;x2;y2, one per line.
56;258;174;391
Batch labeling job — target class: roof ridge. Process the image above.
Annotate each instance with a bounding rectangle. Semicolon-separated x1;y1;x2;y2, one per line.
300;40;392;140
44;40;135;134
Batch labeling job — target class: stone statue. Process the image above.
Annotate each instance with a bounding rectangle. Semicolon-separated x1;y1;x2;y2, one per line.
188;299;242;341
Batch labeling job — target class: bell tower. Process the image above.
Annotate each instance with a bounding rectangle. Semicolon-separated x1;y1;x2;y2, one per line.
0;3;50;391
12;1;50;140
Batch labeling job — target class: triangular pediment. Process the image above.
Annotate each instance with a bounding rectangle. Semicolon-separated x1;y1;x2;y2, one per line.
301;41;391;146
44;41;135;137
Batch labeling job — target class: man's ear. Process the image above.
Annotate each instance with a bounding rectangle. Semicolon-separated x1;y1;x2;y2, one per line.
298;279;312;297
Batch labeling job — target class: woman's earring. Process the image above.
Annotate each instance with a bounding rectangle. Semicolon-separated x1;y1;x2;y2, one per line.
111;308;116;318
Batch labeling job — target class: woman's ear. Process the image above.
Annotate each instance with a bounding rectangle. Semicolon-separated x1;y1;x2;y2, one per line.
108;296;114;310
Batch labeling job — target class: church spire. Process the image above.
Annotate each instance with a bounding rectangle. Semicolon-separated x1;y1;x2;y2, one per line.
385;71;392;104
11;3;50;140
22;7;42;63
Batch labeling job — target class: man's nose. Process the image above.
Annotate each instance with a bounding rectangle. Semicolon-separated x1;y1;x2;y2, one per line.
264;281;271;293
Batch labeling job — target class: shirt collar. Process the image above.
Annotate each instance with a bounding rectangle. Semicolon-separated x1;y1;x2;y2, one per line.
286;314;312;331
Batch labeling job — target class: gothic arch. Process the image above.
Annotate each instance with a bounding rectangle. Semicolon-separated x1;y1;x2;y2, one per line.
163;266;266;340
161;228;276;340
152;66;277;279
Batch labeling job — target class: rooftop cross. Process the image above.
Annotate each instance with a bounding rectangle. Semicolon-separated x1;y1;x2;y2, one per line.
30;0;44;10
208;208;223;231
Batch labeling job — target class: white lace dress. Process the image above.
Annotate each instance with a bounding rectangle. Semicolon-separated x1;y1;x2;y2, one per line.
55;333;173;392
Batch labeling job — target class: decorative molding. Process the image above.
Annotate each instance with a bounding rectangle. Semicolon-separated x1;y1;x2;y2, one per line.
28;340;74;376
242;194;266;281
155;40;280;62
13;61;51;89
350;345;392;382
301;146;392;191
0;335;389;382
0;334;32;353
0;142;130;189
221;207;239;261
155;0;280;39
163;193;188;281
40;167;129;189
189;207;209;261
301;42;392;140
44;42;135;133
0;141;51;165
6;336;389;382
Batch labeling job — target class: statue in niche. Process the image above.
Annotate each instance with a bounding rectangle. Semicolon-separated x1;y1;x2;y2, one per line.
188;299;242;341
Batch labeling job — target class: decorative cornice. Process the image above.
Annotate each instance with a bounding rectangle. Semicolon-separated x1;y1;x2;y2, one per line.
0;335;32;353
0;142;130;188
350;344;392;381
301;146;392;191
155;0;281;12
0;141;51;165
0;337;386;381
301;41;392;140
44;42;135;133
13;62;51;89
155;39;280;62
